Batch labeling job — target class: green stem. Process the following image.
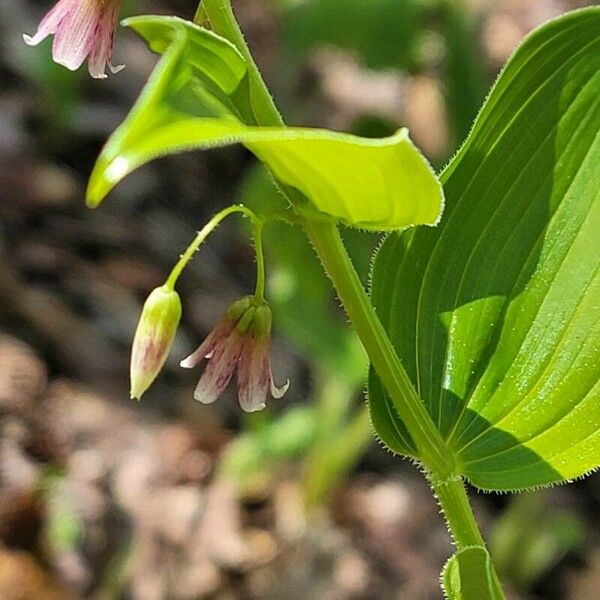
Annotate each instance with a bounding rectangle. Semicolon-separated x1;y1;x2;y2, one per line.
303;219;453;476
432;477;485;548
201;0;284;127
195;5;453;470
165;204;262;291
200;0;454;481
253;220;266;300
193;4;209;26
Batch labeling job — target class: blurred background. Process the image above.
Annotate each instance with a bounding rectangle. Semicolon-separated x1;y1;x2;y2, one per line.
0;0;599;598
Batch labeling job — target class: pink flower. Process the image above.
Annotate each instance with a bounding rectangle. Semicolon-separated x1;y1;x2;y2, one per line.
180;297;289;412
23;0;124;79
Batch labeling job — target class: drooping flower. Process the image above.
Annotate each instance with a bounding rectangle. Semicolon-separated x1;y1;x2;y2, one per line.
23;0;124;79
130;286;182;400
180;297;289;412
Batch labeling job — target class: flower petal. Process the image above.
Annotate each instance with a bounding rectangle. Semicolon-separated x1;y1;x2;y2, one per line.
109;61;125;74
180;319;233;369
51;0;99;71
237;339;271;412
193;331;244;404
87;0;121;78
23;0;72;46
270;375;290;399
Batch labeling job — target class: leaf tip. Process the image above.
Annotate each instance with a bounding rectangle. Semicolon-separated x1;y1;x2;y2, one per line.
86;155;129;208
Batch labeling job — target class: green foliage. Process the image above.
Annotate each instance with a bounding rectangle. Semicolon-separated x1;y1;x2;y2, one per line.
86;16;443;231
220;406;317;487
442;546;504;600
369;8;600;490
491;492;583;590
280;0;421;71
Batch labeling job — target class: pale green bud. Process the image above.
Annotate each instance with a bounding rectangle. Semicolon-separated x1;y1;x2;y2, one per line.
130;285;182;400
180;296;287;412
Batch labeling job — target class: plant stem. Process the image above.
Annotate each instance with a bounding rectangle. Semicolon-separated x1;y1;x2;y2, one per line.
193;4;209;26
432;477;485;548
303;220;453;476
253;220;266;300
165;204;261;291
202;0;451;474
201;0;284;127
199;1;504;592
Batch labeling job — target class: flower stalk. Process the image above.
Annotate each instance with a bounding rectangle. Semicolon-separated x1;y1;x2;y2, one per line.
165;204;264;292
130;203;272;402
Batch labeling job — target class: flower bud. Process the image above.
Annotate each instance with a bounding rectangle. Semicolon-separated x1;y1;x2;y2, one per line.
130;285;182;400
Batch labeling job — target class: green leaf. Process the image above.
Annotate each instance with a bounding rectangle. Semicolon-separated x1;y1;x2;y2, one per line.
281;0;421;71
490;492;583;589
220;406;317;486
442;546;504;600
86;15;443;232
369;8;600;489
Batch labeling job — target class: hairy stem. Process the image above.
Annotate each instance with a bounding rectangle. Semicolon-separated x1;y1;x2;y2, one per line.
303;219;453;475
199;1;503;593
252;219;266;300
432;477;485;548
165;204;262;291
201;0;284;127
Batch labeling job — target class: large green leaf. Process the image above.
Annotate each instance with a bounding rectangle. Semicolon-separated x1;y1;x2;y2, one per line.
87;16;443;232
442;546;503;600
369;8;600;490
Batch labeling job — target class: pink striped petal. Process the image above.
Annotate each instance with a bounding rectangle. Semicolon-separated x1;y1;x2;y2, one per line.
87;0;122;78
52;0;100;71
193;331;244;405
23;0;73;46
180;319;235;369
23;0;123;78
237;339;271;413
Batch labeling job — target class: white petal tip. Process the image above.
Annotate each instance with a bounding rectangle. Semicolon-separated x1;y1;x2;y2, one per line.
54;57;81;72
129;385;143;401
23;34;35;46
271;379;290;399
193;390;216;404
241;402;266;413
110;63;125;74
180;357;195;369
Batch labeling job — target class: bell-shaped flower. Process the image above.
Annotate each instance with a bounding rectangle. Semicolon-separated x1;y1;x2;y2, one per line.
130;286;182;400
180;297;288;412
23;0;124;79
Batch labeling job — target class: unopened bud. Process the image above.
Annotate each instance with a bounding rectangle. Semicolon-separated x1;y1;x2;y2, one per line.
130;285;182;400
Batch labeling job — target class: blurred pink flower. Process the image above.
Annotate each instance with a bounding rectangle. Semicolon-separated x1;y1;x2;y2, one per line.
23;0;124;79
181;297;289;412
